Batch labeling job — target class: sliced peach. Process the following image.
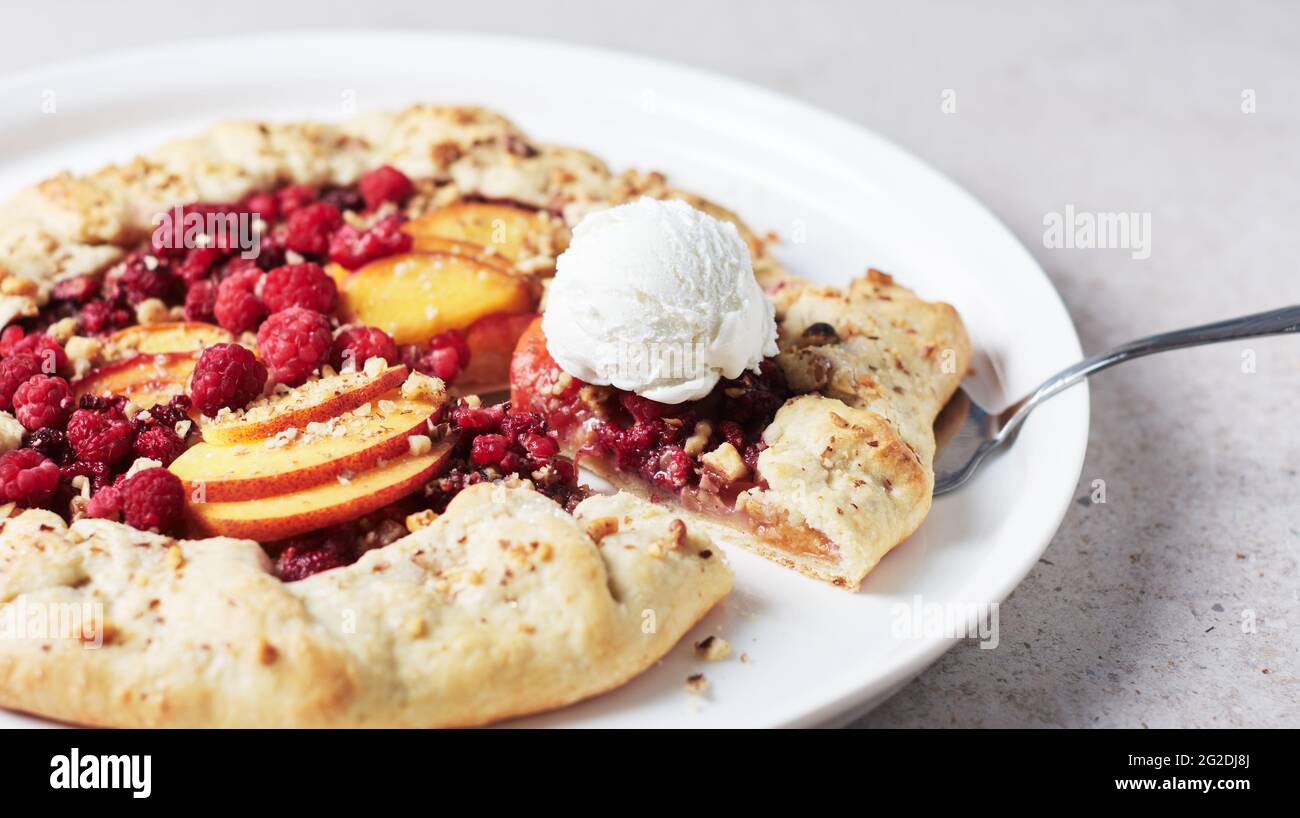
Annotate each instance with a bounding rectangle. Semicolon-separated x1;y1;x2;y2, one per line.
402;203;562;263
171;394;442;502
199;363;409;445
107;322;233;358
187;443;454;541
398;236;514;274
72;351;198;410
336;252;534;345
455;311;539;393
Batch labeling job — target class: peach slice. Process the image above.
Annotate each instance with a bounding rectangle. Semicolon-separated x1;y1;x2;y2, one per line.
106;322;233;359
454;311;540;394
187;444;454;541
72;351;198;410
402;203;562;263
171;394;442;502
198;363;409;445
336;252;534;345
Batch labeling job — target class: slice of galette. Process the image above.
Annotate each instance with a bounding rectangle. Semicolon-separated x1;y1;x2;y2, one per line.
511;270;971;589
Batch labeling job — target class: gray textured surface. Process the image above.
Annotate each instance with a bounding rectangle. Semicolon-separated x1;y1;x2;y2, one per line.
4;0;1296;727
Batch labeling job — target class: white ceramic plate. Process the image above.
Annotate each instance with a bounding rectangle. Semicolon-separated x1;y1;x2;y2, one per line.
0;31;1088;728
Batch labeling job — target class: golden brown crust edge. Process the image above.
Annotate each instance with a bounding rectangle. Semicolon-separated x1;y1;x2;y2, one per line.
0;485;730;727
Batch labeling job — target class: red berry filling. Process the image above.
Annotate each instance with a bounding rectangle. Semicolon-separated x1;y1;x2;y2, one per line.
189;342;268;416
256;307;333;387
0;448;61;507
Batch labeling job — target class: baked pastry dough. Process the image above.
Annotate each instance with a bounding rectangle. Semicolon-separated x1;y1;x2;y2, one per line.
0;484;729;727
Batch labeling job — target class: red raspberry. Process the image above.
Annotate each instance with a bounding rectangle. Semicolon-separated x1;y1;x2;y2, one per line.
262;263;337;314
327;215;413;270
470;434;509;465
275;532;353;582
77;300;131;335
276;184;316;217
11;375;73;431
256;308;333;387
5;333;67;374
0;354;44;411
85;485;122;520
429;330;471;368
116;253;178;304
521;432;559;461
358;166;414;210
51;274;99;303
0;325;24;356
408;330;471;382
213;265;267;333
189;342;267;416
61;459;112;493
450;401;505;432
283;202;341;256
243;192;279;223
133;426;185;465
176;246;226;285
183;278;220;322
66;408;134;465
117;467;184;532
330;326;398;371
0;449;60;506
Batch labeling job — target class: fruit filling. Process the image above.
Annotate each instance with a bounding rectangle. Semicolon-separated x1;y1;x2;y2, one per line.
0;166;559;583
510;319;793;504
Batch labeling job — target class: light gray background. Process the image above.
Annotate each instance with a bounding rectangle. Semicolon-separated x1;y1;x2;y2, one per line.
5;0;1296;727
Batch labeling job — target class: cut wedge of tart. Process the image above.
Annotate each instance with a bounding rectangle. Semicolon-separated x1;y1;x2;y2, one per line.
510;270;971;589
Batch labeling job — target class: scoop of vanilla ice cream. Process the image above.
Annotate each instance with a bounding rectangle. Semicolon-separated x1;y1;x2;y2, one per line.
542;197;778;404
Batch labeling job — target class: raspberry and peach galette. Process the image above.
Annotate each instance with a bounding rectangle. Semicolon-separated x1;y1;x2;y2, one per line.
0;105;967;727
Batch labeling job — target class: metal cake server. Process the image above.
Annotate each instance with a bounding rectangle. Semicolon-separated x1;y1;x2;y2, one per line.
932;304;1300;495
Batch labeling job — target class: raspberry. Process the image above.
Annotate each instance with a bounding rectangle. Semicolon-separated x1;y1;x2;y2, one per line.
450;401;505;432
470;434;509;465
116;253;178;304
189;342;267;416
283;202;341;256
0;326;24;356
5;333;67;374
183;278;220;322
330;326;398;371
0;354;44;411
117;467;184;532
0;449;60;506
85;486;122;520
429;330;471;368
11;375;73;431
176;246;226;285
66;408;134;465
520;432;559;461
276;184;316;217
51;274;99;303
243;192;279;223
25;427;72;464
77;300;131;335
255;308;333;387
262;263;337;314
213;265;267;334
133;426;184;465
327;214;413;270
358;166;414;210
275;532;353;582
61;459;112;493
144;394;194;431
319;186;365;213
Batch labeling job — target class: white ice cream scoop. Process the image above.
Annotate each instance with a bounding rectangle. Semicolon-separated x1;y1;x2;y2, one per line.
541;197;778;404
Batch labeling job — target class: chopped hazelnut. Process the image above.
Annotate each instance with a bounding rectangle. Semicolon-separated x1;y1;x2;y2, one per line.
700;441;748;482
